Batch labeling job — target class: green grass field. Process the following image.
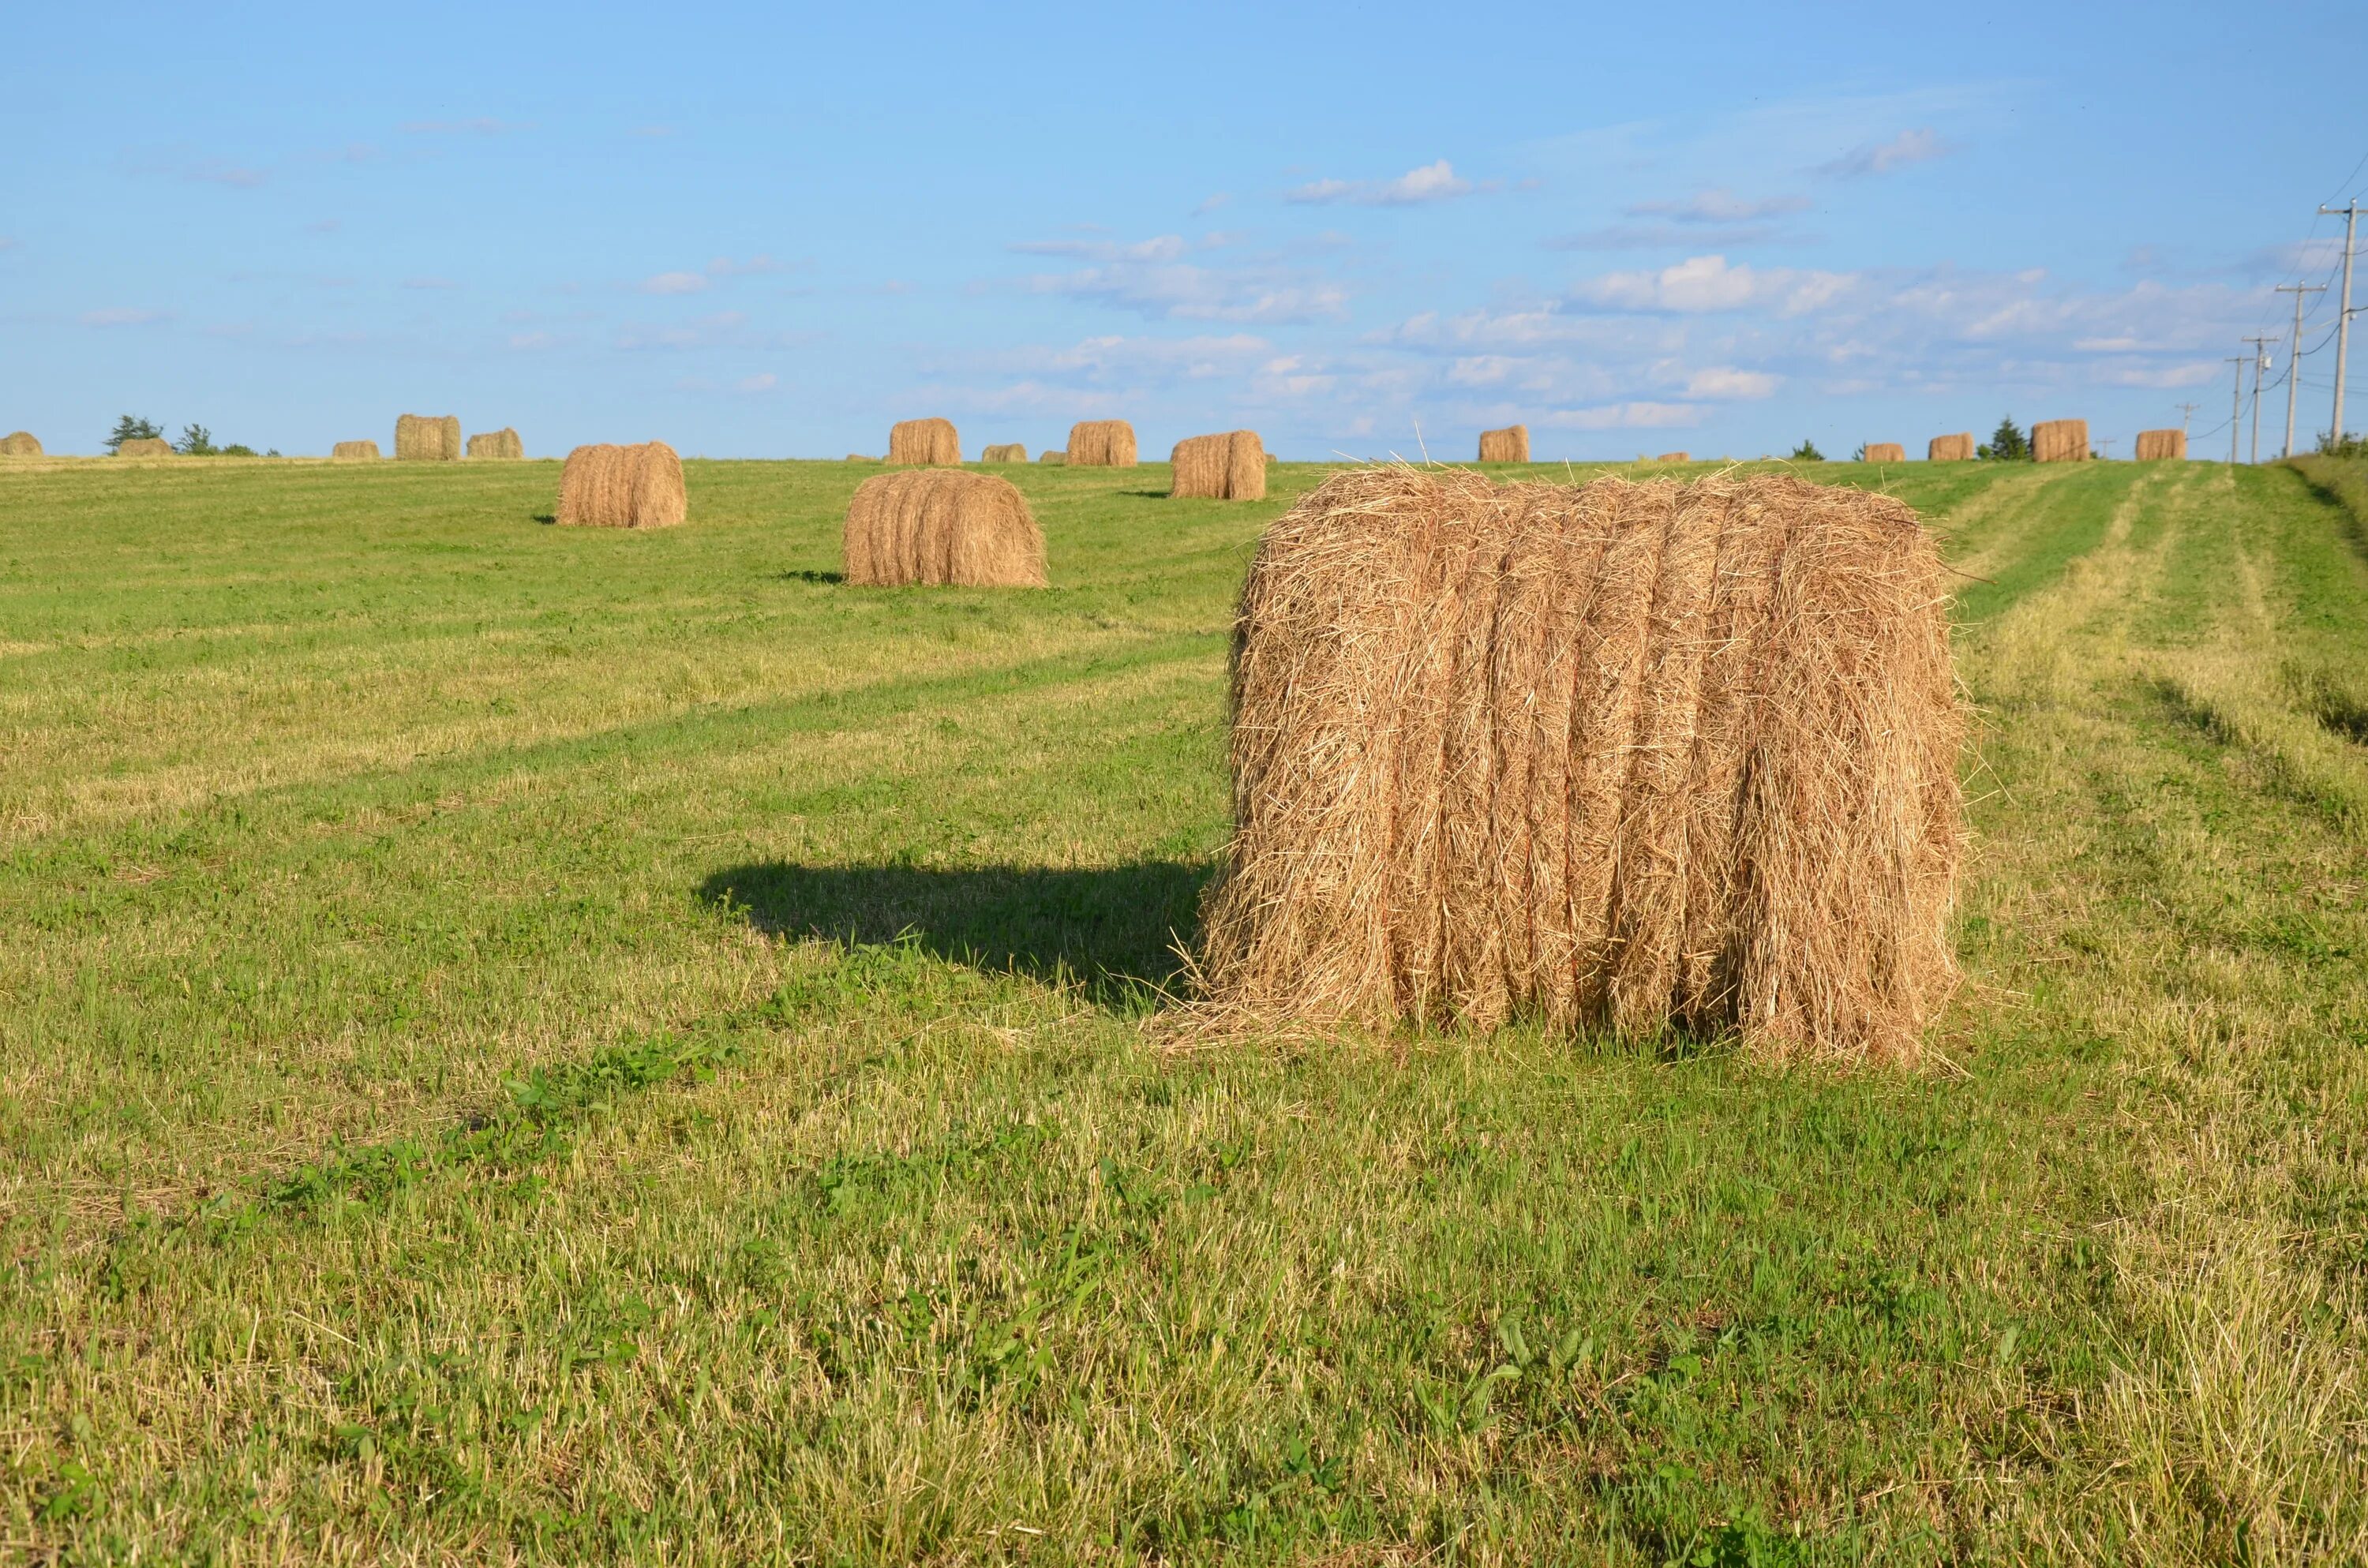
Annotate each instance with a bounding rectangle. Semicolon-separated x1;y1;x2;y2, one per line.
3;453;2365;1563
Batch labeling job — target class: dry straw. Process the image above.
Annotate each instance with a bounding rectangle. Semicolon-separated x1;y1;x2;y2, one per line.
981;443;1030;463
1066;420;1138;467
395;414;462;461
332;440;380;461
117;437;174;458
555;442;688;529
887;418;961;466
1170;430;1268;500
842;470;1047;588
2;431;43;457
2031;420;2089;463
2134;428;2187;461
1187;466;1964;1066
1862;443;1906;463
1478;425;1531;463
1928;433;1976;462
466;428;524;460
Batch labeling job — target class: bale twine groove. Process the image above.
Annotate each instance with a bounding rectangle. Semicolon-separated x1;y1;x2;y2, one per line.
842;470;1047;588
1862;443;1906;463
332;440;380;461
2134;428;2186;461
1188;467;1965;1065
466;428;524;459
1928;433;1975;462
1170;430;1267;500
555;442;688;529
2031;420;2089;463
1066;420;1137;467
888;418;961;466
2;431;43;457
394;414;462;461
1478;425;1531;464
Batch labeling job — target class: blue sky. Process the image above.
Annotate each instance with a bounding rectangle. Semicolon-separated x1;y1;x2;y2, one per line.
4;0;2363;459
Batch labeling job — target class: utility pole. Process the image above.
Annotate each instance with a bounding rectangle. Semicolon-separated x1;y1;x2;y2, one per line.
2243;335;2278;462
2321;200;2362;449
2176;401;2201;443
2276;283;2325;458
2227;356;2247;465
2099;436;2117;460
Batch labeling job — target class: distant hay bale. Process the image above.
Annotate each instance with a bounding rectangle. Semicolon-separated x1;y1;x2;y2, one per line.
2;431;43;457
1170;430;1267;500
2134;428;2187;461
1928;433;1975;462
394;414;461;461
1478;425;1530;463
887;417;961;466
332;440;380;461
1656;451;1691;463
555;442;688;529
117;437;174;458
2031;420;2089;463
981;443;1029;463
846;454;875;462
1188;466;1964;1065
1862;443;1906;463
466;427;523;460
1066;420;1137;467
842;470;1047;588
1038;451;1068;466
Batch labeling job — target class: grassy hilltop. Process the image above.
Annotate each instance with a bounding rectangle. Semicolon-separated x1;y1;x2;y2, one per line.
2;455;2365;1562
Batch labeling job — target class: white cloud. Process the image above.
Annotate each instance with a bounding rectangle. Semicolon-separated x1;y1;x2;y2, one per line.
1193;193;1232;216
1017;242;1350;324
1817;127;1951;178
1287;159;1475;207
1011;235;1189;262
1572;254;1857;315
1625;189;1811;223
1683;367;1780;399
1539;402;1704;430
640;271;709;295
734;372;779;393
81;307;169;327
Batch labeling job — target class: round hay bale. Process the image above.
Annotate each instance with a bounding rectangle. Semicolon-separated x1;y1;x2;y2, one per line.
846;454;875;462
116;437;174;458
555;441;688;529
2;431;43;457
1862;442;1906;463
332;440;381;460
887;418;961;466
2031;420;2089;463
1655;451;1691;463
1477;425;1529;463
1066;420;1137;467
842;470;1047;588
1037;451;1068;466
981;443;1029;463
1188;466;1964;1065
1927;433;1975;462
1170;430;1267;500
394;414;461;461
466;427;524;460
2134;428;2186;461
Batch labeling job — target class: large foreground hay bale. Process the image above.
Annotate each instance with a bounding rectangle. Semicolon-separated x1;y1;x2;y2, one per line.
981;443;1029;463
1928;433;1975;462
1066;420;1137;467
117;437;174;458
1038;451;1068;466
394;414;462;461
466;427;523;460
2134;428;2186;461
887;418;961;466
842;470;1047;588
2031;420;2089;462
1190;466;1964;1065
1170;430;1267;500
1478;425;1530;463
332;440;380;460
1862;442;1905;463
2;431;43;457
555;442;688;529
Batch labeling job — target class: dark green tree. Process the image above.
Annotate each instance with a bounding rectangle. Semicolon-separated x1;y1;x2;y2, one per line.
1978;417;2029;461
105;414;163;453
176;424;218;456
1789;439;1824;462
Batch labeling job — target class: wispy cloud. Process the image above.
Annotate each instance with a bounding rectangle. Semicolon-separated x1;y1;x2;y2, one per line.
81;307;170;327
0;236;17;251
1011;235;1190;262
733;372;778;393
305;219;341;234
187;159;267;189
1548;223;1793;252
1539;402;1704;430
1287;159;1476;207
1011;234;1350;324
1570;254;1857;315
613;311;807;351
1682;366;1780;399
640;270;709;295
1816;127;1951;178
706;253;792;278
1625;189;1811;222
1193;192;1232;216
632;125;677;137
399;117;530;135
401;276;459;290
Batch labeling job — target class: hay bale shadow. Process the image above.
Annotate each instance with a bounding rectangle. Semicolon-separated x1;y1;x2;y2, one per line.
696;859;1209;1009
779;570;845;585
